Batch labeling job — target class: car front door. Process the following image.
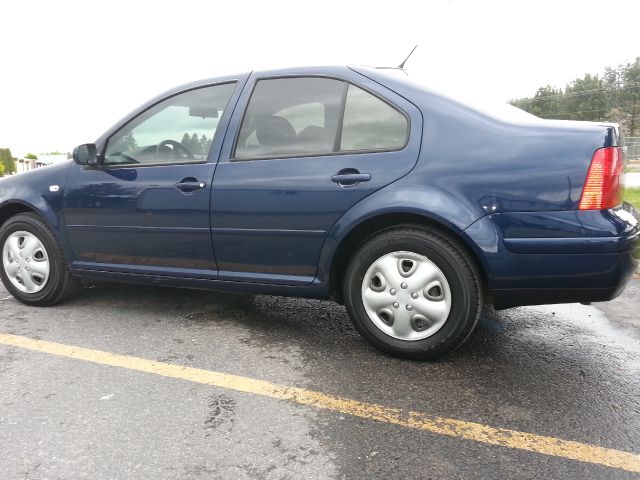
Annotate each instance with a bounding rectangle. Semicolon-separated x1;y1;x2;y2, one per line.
63;81;242;278
211;72;423;285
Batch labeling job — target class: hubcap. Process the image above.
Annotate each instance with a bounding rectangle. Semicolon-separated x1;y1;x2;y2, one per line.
2;231;50;294
361;251;451;341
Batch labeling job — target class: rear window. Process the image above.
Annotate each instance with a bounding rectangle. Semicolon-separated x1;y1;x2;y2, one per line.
340;85;408;151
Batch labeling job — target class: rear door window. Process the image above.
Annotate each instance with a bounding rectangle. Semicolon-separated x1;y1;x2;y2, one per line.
233;77;408;160
235;77;344;159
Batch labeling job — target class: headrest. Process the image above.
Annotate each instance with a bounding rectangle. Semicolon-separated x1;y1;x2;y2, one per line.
255;116;297;146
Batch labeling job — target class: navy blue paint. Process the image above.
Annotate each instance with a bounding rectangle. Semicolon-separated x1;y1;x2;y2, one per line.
0;161;75;261
63;162;220;271
463;203;639;306
0;65;638;308
212;68;423;283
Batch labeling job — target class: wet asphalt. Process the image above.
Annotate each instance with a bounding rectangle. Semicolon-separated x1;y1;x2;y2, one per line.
0;279;639;480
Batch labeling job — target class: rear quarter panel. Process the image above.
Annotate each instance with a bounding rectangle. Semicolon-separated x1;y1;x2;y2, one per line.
353;67;615;215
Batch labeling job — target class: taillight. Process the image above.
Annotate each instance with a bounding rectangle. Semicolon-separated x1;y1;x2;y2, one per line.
578;147;624;210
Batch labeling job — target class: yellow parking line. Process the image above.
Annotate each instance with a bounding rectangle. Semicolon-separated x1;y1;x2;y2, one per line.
1;332;639;473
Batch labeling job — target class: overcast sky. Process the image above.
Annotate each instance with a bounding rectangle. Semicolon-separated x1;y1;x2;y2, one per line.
1;0;638;157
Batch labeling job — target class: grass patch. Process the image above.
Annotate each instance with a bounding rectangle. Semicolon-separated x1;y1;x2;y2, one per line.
625;187;640;210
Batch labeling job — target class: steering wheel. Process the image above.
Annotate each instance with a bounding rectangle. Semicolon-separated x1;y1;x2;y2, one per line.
155;139;195;159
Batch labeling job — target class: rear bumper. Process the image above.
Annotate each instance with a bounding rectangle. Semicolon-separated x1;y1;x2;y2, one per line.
502;235;636;254
465;203;640;309
490;275;636;309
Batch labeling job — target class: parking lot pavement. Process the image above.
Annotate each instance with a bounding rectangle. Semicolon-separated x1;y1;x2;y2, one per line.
0;281;639;480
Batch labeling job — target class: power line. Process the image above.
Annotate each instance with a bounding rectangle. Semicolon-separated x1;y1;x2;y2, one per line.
536;104;640;118
510;62;640;104
510;83;640;104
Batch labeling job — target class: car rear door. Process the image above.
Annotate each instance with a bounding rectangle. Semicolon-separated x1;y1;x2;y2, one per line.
211;70;423;285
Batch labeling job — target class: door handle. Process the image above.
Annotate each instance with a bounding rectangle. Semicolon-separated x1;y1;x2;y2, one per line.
175;179;206;192
331;172;371;187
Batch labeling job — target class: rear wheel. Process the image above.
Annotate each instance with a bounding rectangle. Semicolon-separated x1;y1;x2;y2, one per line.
343;227;482;359
0;213;80;306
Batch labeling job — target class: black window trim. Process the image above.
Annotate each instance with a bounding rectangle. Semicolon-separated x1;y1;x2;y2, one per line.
230;74;411;162
96;80;239;170
333;82;349;152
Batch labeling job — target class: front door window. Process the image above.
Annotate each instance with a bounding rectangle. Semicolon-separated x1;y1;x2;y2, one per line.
104;82;237;166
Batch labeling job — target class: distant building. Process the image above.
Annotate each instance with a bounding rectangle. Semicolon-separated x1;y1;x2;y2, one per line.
15;154;67;174
16;158;41;173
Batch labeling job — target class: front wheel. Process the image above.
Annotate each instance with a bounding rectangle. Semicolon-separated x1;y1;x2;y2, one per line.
343;227;482;360
0;213;80;306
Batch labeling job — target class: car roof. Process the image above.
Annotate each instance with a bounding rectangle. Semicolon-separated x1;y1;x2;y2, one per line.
170;65;409;93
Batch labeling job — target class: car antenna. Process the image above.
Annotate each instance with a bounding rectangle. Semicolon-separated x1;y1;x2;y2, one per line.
398;45;418;69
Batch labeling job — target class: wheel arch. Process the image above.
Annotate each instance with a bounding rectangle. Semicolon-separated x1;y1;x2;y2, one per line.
0;201;42;228
0;200;73;261
326;211;490;303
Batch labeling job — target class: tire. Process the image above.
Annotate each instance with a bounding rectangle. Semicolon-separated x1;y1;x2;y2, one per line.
343;226;482;360
0;213;80;306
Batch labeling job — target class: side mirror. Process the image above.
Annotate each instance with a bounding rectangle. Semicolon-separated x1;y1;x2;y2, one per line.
72;143;98;166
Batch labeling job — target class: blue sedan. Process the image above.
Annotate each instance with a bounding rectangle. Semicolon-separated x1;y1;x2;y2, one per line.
0;66;638;359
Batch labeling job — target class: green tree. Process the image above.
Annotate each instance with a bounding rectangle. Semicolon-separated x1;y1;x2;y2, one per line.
109;133;138;154
181;132;205;155
563;74;608;121
510;59;640;137
200;134;211;156
0;148;17;174
25;153;38;160
515;86;565;119
603;66;621;104
190;133;201;155
0;162;5;176
619;57;640;136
